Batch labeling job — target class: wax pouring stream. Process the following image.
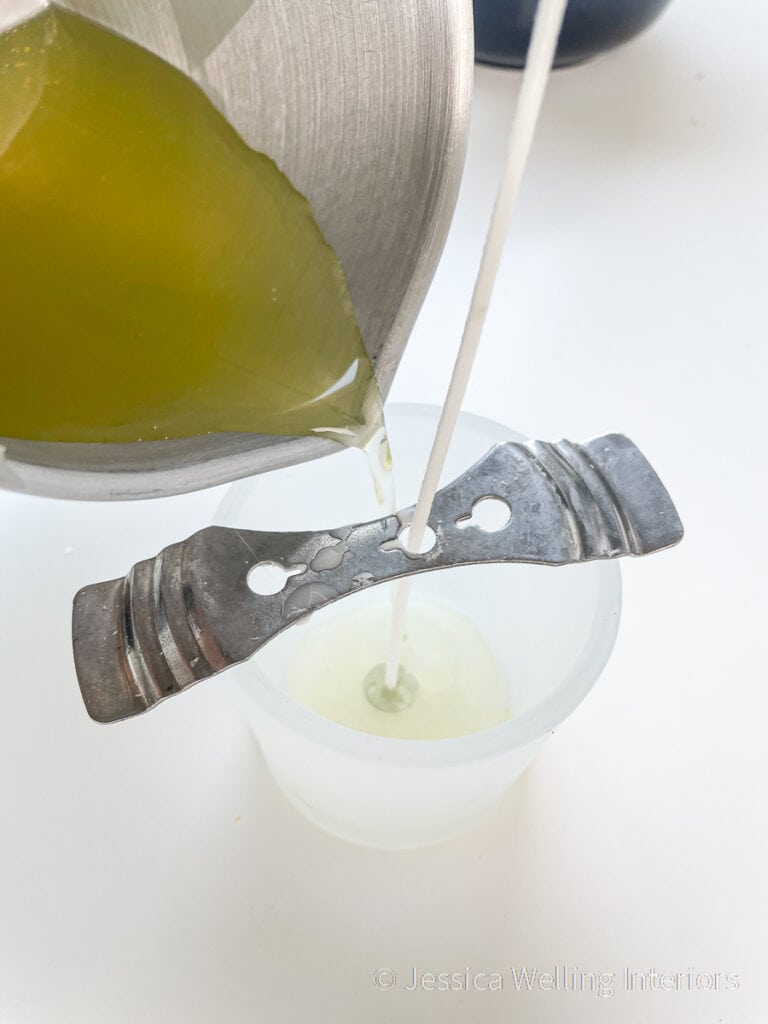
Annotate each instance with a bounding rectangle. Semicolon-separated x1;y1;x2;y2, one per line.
72;433;683;724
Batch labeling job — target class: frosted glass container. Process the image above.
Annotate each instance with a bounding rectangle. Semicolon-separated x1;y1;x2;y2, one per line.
216;404;622;848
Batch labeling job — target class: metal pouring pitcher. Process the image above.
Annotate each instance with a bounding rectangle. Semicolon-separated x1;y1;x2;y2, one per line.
0;0;472;500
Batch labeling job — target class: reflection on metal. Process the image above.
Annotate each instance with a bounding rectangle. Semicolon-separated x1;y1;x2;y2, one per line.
72;433;684;723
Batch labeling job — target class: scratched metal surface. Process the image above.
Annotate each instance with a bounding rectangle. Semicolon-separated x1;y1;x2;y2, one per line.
72;433;684;722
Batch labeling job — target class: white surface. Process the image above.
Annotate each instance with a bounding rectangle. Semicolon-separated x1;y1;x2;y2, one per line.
1;0;767;1020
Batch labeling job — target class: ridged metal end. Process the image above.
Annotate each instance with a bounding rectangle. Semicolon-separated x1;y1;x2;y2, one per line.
72;578;146;724
522;434;684;559
72;543;224;724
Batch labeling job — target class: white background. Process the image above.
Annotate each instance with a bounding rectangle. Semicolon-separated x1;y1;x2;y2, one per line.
1;0;766;1020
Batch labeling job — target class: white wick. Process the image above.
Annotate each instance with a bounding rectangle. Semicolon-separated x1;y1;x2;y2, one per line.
384;0;569;688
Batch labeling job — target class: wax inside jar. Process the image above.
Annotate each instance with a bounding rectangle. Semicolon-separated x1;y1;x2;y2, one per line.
288;599;511;740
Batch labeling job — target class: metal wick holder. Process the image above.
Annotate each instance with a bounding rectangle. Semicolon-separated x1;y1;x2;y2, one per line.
72;433;683;724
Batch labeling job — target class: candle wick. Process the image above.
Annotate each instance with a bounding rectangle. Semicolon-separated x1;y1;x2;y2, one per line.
383;0;569;690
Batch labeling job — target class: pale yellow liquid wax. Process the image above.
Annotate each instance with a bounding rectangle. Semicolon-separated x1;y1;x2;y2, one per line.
0;8;379;446
288;600;510;740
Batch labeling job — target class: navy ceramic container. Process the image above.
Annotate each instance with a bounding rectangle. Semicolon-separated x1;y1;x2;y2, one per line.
474;0;672;68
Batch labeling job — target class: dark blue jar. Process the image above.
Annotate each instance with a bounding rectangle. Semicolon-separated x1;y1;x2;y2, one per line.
473;0;672;68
